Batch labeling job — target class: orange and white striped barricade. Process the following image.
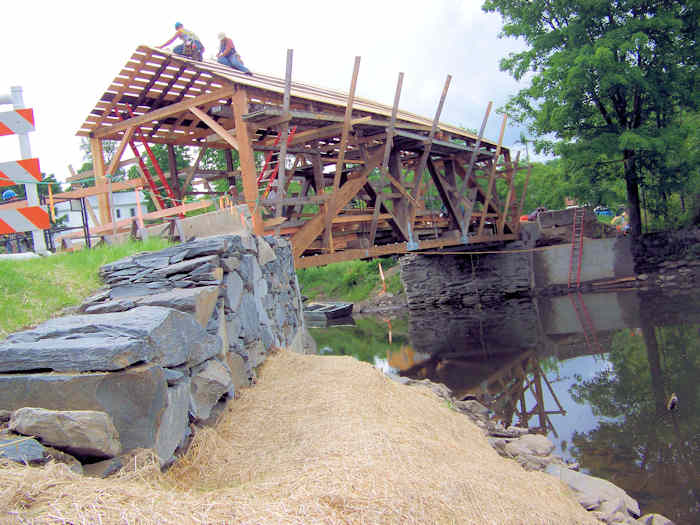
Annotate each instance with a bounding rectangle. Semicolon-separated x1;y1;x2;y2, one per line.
0;206;50;234
0;158;42;186
0;108;35;136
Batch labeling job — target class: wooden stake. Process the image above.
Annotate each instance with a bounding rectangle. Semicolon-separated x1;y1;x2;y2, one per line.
89;138;110;225
276;49;294;220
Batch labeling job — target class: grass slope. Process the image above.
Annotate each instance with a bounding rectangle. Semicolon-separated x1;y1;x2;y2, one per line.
0;239;170;339
297;258;403;302
0;350;597;524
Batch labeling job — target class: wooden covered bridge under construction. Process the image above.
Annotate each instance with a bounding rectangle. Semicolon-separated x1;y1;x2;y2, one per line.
76;45;530;268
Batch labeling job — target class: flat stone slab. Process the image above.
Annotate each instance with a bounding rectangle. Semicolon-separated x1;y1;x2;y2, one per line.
545;463;640;517
0;364;167;452
0;435;46;464
10;407;121;459
0;306;221;373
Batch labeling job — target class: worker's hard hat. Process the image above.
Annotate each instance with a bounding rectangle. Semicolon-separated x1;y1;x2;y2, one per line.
217;32;226;39
175;22;183;29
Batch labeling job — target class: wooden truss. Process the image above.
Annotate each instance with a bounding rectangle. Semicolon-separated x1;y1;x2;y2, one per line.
77;46;530;267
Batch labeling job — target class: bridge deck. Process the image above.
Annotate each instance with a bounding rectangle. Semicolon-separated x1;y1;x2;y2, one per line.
77;46;529;267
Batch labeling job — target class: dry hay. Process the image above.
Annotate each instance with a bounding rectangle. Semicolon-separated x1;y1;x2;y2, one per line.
0;351;597;524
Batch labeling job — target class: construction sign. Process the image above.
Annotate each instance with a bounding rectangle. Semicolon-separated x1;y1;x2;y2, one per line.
0;206;50;234
0;108;35;136
0;158;42;186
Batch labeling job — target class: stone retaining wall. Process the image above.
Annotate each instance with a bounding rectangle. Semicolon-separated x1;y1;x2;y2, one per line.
632;228;700;273
0;233;304;471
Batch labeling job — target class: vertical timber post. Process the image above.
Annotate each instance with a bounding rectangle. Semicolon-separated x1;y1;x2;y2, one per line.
89;137;111;226
232;88;263;235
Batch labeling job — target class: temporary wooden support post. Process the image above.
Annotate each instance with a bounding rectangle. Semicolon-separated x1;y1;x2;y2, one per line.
515;164;532;234
464;101;493;183
232;88;263;235
67;165;101;226
498;151;520;234
167;145;181;203
183;147;208;190
477;113;507;237
276;49;294;221
106;127;135;177
370;72;404;245
89;138;111;225
409;75;451;237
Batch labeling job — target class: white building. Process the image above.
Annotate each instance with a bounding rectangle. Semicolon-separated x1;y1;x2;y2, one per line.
54;190;149;229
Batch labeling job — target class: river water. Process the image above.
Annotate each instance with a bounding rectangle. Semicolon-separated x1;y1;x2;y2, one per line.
307;289;699;524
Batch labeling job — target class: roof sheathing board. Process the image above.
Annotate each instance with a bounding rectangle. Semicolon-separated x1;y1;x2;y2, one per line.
77;46;499;150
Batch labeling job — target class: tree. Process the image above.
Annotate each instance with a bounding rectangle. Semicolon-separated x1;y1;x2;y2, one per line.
482;0;698;237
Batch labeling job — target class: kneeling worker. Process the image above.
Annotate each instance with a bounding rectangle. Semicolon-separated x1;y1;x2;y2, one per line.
160;22;204;60
216;32;253;75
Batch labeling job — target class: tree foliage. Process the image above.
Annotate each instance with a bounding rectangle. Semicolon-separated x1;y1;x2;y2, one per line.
483;0;699;235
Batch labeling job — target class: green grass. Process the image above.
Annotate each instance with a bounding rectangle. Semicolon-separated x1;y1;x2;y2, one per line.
0;238;171;339
296;257;402;302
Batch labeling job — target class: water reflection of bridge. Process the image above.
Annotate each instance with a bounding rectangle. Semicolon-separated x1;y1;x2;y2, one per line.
396;291;675;433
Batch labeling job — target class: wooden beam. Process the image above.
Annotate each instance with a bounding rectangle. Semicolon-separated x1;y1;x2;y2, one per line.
183;147;208;189
477;113;507;237
106;127;135;177
189;106;240;151
232;88;263;235
167;144;182;203
427;157;467;238
89;138;111;225
92;87;232;138
291;148;383;259
295;233;518;268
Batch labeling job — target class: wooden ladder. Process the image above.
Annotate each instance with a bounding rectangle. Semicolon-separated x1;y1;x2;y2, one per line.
568;207;586;288
568;292;605;354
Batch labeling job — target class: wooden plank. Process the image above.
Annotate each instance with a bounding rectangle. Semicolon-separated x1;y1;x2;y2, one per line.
427;157;467;238
291;148;383;259
189;106;240;151
58;200;214;240
477;113;507;237
92;86;232;138
232;88;263;235
53;178;144;200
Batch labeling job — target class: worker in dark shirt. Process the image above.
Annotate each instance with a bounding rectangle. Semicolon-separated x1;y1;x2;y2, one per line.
216;32;253;75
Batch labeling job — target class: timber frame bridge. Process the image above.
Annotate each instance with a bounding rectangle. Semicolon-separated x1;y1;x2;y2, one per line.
77;46;530;268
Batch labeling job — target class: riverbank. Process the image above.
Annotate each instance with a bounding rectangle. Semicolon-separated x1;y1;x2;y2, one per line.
1;350;597;524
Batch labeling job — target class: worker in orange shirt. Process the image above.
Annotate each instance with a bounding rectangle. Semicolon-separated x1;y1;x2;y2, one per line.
216;32;253;76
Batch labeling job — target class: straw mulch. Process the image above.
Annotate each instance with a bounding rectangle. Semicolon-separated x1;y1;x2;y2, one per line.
0;350;597;524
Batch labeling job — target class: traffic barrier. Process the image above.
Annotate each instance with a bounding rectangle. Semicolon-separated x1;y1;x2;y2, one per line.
0;108;35;136
0;158;42;186
0;206;50;234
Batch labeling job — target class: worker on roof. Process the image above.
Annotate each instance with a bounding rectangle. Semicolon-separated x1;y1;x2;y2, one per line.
216;32;253;76
159;22;204;59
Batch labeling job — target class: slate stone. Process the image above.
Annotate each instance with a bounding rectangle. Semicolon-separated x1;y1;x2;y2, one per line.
10;408;121;459
545;463;640;517
238;254;262;289
636;514;675;525
189;359;231;421
164;368;186;386
245;340;267;369
154;381;190;466
224;271;243;310
257;237;277;266
0;364;167;453
221;255;241;272
239;293;261;343
0;435;46;464
505;434;555;457
0;306;219;373
109;282;169;299
226;352;249;391
150;255;219;279
84;298;138;314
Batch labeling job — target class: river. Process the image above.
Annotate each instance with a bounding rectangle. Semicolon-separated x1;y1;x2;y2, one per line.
307;289;700;524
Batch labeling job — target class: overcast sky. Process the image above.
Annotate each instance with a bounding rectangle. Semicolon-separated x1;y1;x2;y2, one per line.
0;0;531;183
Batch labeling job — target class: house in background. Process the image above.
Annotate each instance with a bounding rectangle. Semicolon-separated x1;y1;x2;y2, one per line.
54;190;148;229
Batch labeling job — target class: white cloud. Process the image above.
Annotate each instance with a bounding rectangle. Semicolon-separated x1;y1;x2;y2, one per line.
0;0;534;183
